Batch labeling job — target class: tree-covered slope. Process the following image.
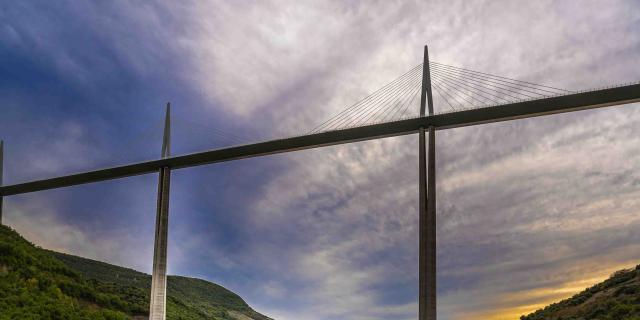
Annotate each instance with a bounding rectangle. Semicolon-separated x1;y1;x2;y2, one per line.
0;224;137;319
51;251;271;320
521;265;640;320
0;225;271;320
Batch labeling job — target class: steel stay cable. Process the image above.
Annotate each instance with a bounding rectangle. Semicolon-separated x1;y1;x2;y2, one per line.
354;69;423;127
431;68;519;102
393;82;423;118
328;66;422;130
431;82;458;111
432;80;468;109
318;65;422;132
431;61;570;93
313;59;572;133
377;78;421;122
380;79;423;122
311;63;423;133
322;68;419;131
430;63;548;97
433;67;536;100
374;73;424;123
430;64;541;99
334;66;423;129
431;77;486;106
430;61;572;94
398;84;422;118
431;69;510;104
435;76;500;106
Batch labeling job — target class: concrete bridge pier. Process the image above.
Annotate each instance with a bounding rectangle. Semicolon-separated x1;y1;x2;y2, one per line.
149;103;171;320
419;45;437;320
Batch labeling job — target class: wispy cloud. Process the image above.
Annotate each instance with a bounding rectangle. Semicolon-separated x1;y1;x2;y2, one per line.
5;196;155;272
1;1;640;320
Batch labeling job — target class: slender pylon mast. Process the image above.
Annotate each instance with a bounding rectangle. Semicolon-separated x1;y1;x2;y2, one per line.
419;45;437;320
150;103;171;320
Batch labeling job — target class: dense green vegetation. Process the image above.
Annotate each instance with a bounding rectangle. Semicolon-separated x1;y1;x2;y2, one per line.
0;225;271;320
51;250;270;320
521;264;640;320
0;224;133;319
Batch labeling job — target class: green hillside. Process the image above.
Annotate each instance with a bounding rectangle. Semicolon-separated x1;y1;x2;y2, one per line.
50;251;270;320
521;265;640;320
0;224;271;320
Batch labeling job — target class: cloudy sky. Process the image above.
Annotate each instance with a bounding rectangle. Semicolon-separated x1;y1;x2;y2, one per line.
1;1;640;319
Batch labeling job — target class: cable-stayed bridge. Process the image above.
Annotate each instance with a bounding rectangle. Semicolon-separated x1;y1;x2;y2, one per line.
0;45;639;320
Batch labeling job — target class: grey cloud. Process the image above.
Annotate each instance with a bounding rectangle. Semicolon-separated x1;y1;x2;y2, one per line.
164;1;640;319
3;1;640;320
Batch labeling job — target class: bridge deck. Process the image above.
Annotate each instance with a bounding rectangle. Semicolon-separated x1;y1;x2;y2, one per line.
1;83;639;196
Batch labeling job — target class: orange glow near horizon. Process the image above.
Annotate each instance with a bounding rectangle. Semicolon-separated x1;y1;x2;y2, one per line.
458;262;637;320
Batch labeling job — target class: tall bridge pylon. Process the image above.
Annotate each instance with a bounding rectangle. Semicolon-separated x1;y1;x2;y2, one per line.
149;103;171;320
419;45;437;320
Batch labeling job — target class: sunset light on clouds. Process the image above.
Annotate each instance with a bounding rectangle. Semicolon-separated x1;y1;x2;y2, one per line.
1;1;640;319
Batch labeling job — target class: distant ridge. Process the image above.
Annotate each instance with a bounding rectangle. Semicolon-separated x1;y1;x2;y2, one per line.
521;264;640;320
0;224;272;320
